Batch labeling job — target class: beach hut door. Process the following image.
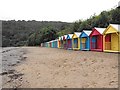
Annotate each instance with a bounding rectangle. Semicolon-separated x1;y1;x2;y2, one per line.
82;38;86;49
74;38;78;48
68;39;72;48
105;34;111;50
92;36;97;49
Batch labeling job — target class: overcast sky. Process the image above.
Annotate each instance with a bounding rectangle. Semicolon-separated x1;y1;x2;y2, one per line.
0;0;119;22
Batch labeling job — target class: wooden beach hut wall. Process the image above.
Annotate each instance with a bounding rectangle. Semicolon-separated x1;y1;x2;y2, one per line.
72;32;81;50
48;42;50;48
54;39;58;48
43;43;45;47
80;30;92;50
60;36;64;48
42;43;45;47
49;41;52;48
50;41;53;48
58;37;61;48
43;42;45;47
66;34;73;50
45;42;48;47
63;35;67;49
103;24;120;52
52;40;56;48
90;28;106;51
41;43;43;47
51;40;54;48
47;42;49;47
46;42;48;47
52;40;54;48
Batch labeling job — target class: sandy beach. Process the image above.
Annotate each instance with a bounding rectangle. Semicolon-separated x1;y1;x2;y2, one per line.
1;47;118;88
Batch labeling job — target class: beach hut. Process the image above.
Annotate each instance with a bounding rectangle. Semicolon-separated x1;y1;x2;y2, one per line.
63;35;67;49
51;40;54;48
50;41;52;48
90;28;106;51
41;43;43;47
47;42;49;47
60;36;64;48
46;42;48;47
103;24;120;52
43;42;46;47
52;40;54;48
72;32;81;50
45;42;48;47
48;42;50;48
49;41;52;48
80;30;92;50
66;34;73;50
52;39;58;48
58;37;61;48
55;39;58;48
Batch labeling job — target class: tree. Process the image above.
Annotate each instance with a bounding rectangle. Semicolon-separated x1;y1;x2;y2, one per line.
73;20;82;32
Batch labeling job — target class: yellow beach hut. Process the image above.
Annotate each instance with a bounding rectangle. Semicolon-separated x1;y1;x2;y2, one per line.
72;32;81;50
103;24;120;52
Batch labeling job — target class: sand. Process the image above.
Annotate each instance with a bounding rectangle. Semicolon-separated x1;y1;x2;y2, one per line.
1;47;118;88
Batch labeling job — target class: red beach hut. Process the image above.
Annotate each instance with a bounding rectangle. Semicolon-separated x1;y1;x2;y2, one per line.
90;28;106;51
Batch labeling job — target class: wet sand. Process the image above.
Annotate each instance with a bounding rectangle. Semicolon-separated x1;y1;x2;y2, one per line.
1;47;118;88
1;47;27;88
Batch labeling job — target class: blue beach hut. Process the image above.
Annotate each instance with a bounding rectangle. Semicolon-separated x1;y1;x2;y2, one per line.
51;41;54;48
80;30;92;50
54;39;58;48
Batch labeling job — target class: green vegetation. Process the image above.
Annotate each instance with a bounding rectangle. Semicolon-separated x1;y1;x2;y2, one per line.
2;21;72;46
2;7;120;47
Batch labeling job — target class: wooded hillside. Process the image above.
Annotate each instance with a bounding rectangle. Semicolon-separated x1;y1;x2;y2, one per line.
2;7;120;47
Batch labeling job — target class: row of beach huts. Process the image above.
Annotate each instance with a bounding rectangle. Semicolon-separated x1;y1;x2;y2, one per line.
41;24;120;53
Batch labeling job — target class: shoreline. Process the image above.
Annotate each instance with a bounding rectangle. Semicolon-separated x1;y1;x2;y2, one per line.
1;47;27;88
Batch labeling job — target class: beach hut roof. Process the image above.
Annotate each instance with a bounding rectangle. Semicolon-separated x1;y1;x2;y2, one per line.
94;27;106;34
58;37;61;40
83;30;92;36
103;24;120;35
61;36;64;40
53;39;57;42
67;34;73;39
55;39;58;41
74;32;81;37
50;40;53;42
110;24;120;31
64;35;67;39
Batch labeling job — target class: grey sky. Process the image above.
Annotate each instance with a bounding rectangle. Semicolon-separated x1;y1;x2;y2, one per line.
0;0;119;22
